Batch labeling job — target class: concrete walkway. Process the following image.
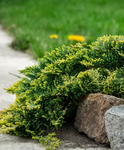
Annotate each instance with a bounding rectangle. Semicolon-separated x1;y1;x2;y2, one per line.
0;26;111;150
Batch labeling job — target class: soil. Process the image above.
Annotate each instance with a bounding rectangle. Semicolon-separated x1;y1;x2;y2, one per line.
54;120;110;149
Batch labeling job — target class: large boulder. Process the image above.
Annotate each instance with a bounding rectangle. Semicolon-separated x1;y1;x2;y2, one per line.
105;105;124;150
74;93;124;144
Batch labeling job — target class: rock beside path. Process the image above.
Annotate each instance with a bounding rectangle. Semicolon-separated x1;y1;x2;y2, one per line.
105;105;124;150
74;93;124;144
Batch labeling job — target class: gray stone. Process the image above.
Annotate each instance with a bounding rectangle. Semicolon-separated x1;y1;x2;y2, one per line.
105;105;124;150
74;93;124;144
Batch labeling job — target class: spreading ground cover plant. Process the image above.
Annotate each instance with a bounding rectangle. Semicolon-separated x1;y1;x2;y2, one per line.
1;35;124;149
0;0;124;58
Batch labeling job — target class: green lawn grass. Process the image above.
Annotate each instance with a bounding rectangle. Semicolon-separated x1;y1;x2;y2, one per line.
0;0;124;58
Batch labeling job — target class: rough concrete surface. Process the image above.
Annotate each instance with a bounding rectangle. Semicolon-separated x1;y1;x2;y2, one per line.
0;26;111;150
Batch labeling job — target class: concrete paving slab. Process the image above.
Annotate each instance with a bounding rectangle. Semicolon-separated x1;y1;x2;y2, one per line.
0;26;36;111
0;26;111;150
0;133;110;150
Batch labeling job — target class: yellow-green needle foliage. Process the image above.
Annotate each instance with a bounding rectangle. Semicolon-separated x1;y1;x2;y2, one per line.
1;35;124;149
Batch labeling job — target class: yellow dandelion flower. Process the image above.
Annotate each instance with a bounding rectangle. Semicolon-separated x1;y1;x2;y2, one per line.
68;35;85;42
50;34;58;39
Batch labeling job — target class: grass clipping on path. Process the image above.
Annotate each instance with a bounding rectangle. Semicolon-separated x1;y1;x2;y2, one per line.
1;35;124;150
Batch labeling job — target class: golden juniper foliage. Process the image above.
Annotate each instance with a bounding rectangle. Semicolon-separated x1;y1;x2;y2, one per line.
1;35;124;150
